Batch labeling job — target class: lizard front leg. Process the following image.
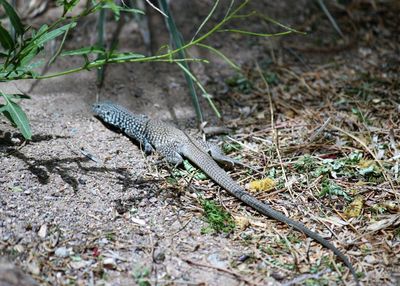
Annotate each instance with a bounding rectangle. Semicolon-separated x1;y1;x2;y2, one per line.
125;129;155;154
142;139;155;154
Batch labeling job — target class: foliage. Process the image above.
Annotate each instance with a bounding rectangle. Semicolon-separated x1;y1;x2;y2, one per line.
226;73;253;94
132;266;151;286
294;152;384;183
294;155;317;173
319;179;352;201
0;0;302;139
158;0;203;121
0;92;31;139
200;198;235;234
222;142;243;153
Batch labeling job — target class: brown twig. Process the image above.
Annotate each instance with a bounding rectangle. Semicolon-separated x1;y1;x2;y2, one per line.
181;258;261;285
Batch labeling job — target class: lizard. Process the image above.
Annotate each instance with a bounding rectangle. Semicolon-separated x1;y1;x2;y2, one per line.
92;101;360;285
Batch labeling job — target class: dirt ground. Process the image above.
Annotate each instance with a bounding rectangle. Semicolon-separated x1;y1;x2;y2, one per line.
1;1;399;285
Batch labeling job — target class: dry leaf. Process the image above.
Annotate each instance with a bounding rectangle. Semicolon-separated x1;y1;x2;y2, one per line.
249;220;268;228
357;160;375;168
367;214;400;232
234;216;250;230
381;201;400;213
318;216;349;226
246;178;276;192
344;196;364;218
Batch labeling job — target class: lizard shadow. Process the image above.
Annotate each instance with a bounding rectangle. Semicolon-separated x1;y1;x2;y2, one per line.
8;149;152;192
0;132;70;146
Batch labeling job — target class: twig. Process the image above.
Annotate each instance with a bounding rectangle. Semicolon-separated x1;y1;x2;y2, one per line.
307;117;331;143
145;0;167;17
256;62;293;197
181;258;260;285
282;269;331;286
226;136;258;152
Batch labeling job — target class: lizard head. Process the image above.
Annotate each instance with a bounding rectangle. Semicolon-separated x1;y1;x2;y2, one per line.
92;101;119;125
93;102;149;131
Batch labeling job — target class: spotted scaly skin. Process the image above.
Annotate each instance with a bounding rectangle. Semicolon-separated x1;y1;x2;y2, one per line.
93;102;360;286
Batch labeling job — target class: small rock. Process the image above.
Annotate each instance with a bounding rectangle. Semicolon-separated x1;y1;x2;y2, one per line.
238;254;251;262
207;253;228;269
11;137;21;145
154;251;165;263
99;238;109;246
55;247;69;258
38;224;47;239
364;255;376;264
70;260;89;270
149;197;158;204
13;245;24;253
27;261;40;275
235;216;250;230
103;257;117;269
131;217;146;226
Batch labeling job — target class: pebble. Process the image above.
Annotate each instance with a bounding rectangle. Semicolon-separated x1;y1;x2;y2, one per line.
103;257;117;269
27;261;40;275
38;224;47;239
55;247;70;258
207;253;228;269
99;238;109;246
364;255;376;264
131;217;146;226
70;260;89;270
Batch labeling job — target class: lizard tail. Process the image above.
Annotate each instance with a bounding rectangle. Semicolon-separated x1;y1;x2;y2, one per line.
182;145;359;286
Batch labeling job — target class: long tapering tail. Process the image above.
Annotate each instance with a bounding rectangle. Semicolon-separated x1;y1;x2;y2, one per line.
182;144;359;286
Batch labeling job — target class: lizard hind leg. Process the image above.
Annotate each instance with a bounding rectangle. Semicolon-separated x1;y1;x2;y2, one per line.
199;140;239;167
157;144;184;167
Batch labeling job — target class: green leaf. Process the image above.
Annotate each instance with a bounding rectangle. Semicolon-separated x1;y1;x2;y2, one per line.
183;160;208;180
158;0;204;122
18;25;48;59
0;23;14;49
319;180;351;201
196;43;241;71
1;93;31;100
118;7;144;15
0;0;24;35
200;198;235;234
108;52;145;61
101;2;121;20
33;22;77;47
61;46;105;56
0;92;32;140
20;46;40;67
